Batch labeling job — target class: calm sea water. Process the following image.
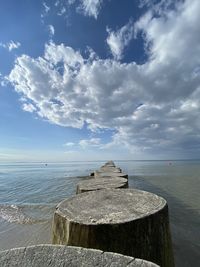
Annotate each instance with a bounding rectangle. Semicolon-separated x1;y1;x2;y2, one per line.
0;160;199;266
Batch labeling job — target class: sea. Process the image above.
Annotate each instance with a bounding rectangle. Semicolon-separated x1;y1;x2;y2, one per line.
0;160;199;267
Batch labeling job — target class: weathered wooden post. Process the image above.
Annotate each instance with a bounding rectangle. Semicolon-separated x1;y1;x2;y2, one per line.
103;160;115;167
0;245;160;266
94;170;128;179
76;177;128;194
52;189;174;267
90;166;122;176
99;166;122;172
90;162;124;177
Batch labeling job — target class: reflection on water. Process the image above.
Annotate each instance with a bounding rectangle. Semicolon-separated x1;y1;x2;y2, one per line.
0;160;199;266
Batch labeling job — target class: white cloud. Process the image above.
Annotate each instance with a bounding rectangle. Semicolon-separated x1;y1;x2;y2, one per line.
43;2;50;14
0;72;7;87
8;0;200;157
42;0;103;20
22;103;37;113
41;1;51;21
57;6;67;16
79;138;101;148
139;0;178;15
63;142;75;147
106;20;134;60
7;41;21;51
77;0;103;19
54;0;70;17
48;25;55;37
0;41;21;51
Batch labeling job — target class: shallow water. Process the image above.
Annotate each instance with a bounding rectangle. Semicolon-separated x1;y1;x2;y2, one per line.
0;160;199;266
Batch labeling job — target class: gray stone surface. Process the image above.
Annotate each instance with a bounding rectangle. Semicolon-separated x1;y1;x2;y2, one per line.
76;177;128;194
52;189;174;267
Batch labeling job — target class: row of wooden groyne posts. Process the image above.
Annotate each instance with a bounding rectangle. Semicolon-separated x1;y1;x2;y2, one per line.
0;161;175;267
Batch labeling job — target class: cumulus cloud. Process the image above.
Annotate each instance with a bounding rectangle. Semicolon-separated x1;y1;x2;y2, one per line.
106;20;134;60
8;0;200;156
0;41;21;51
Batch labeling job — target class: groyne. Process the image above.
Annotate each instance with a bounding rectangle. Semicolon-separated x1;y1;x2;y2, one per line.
0;160;174;266
52;161;175;267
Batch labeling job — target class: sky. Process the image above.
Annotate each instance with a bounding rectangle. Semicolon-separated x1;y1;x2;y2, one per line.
0;0;200;162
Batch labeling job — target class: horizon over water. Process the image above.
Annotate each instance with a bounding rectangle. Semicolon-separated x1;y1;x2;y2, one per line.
0;160;199;267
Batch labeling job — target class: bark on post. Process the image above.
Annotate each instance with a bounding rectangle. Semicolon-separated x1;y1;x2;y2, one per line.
52;189;174;267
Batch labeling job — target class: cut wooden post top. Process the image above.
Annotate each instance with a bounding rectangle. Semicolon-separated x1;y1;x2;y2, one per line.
76;177;128;194
103;160;115;167
55;189;166;225
0;245;159;267
95;171;128;179
99;166;122;173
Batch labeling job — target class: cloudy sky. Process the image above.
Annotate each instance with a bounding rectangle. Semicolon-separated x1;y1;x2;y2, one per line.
0;0;200;162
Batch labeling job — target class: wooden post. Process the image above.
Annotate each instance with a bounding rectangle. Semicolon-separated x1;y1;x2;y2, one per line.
103;160;115;167
99;166;122;173
0;245;160;266
76;177;128;194
52;189;174;267
94;170;128;179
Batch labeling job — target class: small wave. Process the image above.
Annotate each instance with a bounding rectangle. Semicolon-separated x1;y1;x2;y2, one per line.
0;204;50;225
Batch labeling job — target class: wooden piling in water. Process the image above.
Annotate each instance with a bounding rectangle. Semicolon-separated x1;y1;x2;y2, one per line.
52;188;174;267
103;160;115;167
94;170;128;179
76;177;128;194
0;245;160;267
99;167;122;173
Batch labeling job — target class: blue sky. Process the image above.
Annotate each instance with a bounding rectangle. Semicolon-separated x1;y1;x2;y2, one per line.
0;0;200;161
